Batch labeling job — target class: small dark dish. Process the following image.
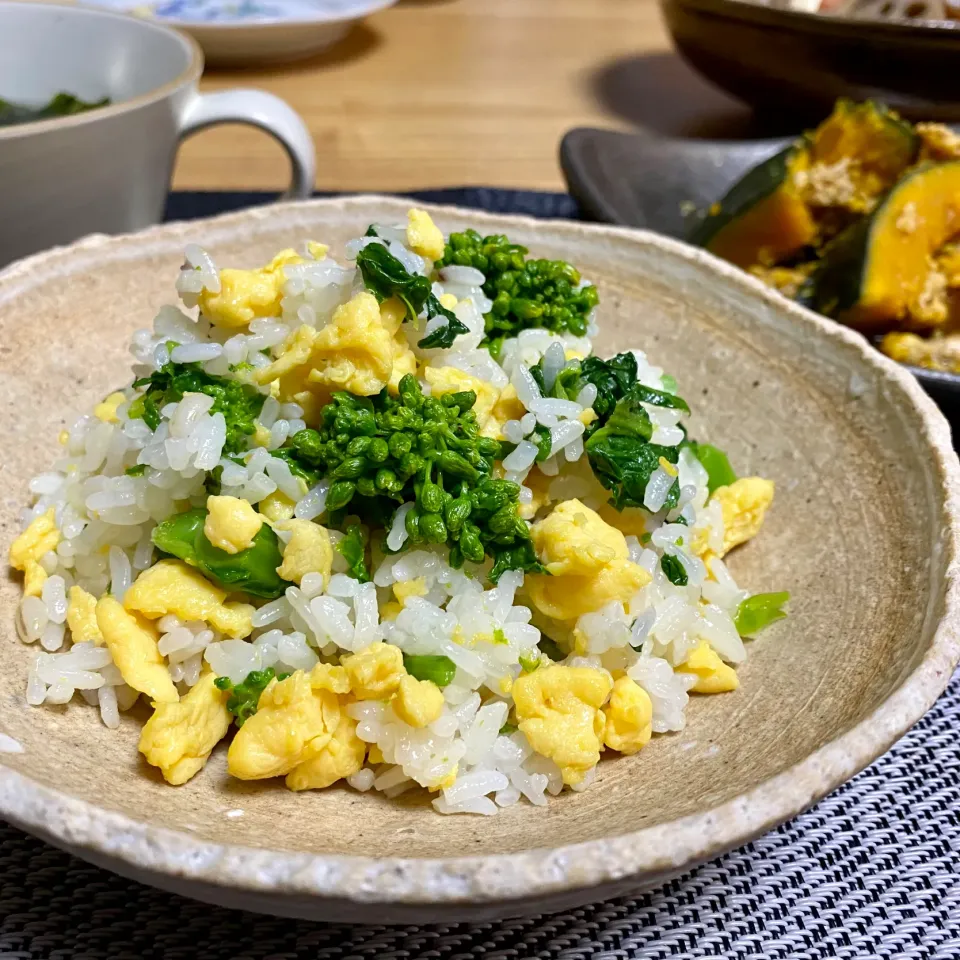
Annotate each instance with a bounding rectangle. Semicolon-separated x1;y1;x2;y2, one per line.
560;125;960;403
661;0;960;122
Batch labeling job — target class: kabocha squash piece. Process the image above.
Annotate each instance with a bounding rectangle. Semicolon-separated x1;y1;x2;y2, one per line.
690;146;815;269
814;161;960;331
797;100;917;215
692;100;918;270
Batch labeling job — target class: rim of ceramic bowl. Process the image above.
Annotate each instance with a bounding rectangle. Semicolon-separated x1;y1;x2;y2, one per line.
87;0;396;31
1;197;959;909
0;0;203;141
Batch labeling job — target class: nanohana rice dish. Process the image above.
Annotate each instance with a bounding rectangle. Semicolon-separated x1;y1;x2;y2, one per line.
9;210;788;815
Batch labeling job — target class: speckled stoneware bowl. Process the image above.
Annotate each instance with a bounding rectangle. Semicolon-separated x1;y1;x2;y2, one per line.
1;197;959;923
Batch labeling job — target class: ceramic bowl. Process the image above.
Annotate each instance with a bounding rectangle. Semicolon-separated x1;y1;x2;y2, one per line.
83;0;397;66
1;197;959;923
0;1;315;266
661;0;960;122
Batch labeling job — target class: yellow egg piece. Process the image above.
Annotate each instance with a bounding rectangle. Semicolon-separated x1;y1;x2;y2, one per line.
9;508;59;573
526;500;651;623
307;292;396;396
406;208;445;261
602;676;653;755
227;670;341;780
66;586;103;646
139;672;231;785
711;477;775;557
513;665;612;786
204;495;263;555
93;391;126;424
96;597;178;704
392;675;444;728
286;711;367;791
342;643;406;700
393;577;428;607
678;639;739;694
123;559;255;639
274;519;333;586
259;490;297;523
198;249;302;329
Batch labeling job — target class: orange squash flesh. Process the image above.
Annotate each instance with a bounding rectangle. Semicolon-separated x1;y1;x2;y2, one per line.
846;162;960;328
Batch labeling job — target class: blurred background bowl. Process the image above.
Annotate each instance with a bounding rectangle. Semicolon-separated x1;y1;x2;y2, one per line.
661;0;960;122
82;0;398;66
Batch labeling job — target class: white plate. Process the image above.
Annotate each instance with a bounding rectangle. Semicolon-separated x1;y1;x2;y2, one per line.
81;0;396;65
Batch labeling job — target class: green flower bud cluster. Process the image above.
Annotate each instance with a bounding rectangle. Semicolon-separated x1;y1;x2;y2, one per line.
436;229;599;342
288;374;540;582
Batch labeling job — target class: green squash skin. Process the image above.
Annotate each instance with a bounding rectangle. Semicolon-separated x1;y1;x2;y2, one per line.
689;145;799;250
811;218;870;319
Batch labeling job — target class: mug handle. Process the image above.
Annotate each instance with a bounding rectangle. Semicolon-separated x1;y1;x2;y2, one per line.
178;89;316;200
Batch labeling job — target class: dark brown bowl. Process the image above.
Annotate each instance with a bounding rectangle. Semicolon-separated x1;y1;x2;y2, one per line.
661;0;960;122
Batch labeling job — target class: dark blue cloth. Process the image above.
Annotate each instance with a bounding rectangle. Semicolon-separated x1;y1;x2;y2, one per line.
164;188;582;224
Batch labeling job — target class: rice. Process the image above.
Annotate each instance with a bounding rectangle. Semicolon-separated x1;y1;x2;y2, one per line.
9;211;781;814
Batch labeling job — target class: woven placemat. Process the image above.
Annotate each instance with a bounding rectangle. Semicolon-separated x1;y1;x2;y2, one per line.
2;189;958;959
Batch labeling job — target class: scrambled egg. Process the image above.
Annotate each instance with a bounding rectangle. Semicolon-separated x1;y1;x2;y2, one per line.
9;508;59;598
484;383;527;440
393;577;428;606
198;249;302;329
711;477;775;557
424;366;499;433
342;642;406;700
227;668;341;780
678;640;739;694
406;208;445;261
96;597;178;704
308;293;395;395
526;500;651;623
598;504;648;539
393;675;445;728
123;559;255;639
66;586;102;645
286;712;367;791
602;677;653;755
513;665;613;786
139;672;231;784
254;293;414;419
204;495;263;555
259;490;297;523
274;519;333;586
93;391;126;424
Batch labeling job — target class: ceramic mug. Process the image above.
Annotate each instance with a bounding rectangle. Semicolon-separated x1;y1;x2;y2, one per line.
0;1;316;266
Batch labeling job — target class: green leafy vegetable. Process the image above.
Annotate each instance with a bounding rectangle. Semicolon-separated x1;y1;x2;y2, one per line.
686;441;737;494
402;654;457;687
661;373;678;394
436;229;599;341
129;360;265;455
336;523;371;583
289;375;541;583
355;241;469;349
499;721;518;735
151;507;290;599
734;592;790;636
269;447;323;488
660;554;688;586
124;464;147;477
215;668;289;728
0;92;109;128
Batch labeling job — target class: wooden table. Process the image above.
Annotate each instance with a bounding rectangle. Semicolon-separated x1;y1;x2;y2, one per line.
173;0;747;193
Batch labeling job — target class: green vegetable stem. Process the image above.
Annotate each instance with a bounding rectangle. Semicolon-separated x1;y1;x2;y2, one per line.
151;507;290;599
734;592;790;636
